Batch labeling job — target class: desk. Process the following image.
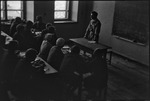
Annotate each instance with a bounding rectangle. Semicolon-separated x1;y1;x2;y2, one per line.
69;38;112;61
35;57;58;74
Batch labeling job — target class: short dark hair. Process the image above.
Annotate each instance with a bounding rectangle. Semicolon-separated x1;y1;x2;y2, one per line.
93;48;106;58
25;48;37;61
91;11;98;17
71;45;80;54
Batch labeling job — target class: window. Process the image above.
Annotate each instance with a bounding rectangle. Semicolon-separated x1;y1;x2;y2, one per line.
54;1;70;20
1;1;24;21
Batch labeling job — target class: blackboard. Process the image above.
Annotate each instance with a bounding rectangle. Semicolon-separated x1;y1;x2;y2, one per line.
112;1;149;45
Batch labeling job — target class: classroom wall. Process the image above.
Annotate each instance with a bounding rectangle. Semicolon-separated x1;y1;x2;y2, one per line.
92;1;149;66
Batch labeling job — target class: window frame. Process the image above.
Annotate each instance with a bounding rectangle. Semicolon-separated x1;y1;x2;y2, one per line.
1;1;26;21
54;1;72;21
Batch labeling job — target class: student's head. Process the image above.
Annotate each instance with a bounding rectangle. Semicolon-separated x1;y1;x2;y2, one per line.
93;48;106;58
56;38;65;47
16;24;24;32
70;45;80;54
36;15;42;23
46;23;52;29
25;48;37;62
7;40;19;51
48;26;56;33
91;11;98;20
26;20;33;29
14;17;22;23
44;33;54;42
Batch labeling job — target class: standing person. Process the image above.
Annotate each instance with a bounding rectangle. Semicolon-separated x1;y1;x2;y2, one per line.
84;11;101;43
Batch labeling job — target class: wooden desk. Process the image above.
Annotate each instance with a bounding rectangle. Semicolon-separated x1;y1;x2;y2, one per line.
35;57;58;74
69;38;112;59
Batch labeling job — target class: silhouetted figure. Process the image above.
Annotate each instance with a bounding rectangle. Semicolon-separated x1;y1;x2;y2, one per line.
23;20;37;50
38;33;55;61
60;45;86;92
10;17;22;37
12;48;38;100
13;24;25;50
84;11;101;43
47;38;65;71
83;48;108;100
33;15;46;32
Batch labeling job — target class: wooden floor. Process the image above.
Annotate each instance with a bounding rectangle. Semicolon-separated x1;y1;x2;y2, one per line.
106;53;149;100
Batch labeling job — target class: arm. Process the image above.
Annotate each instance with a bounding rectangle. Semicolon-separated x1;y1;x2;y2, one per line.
84;22;91;38
94;21;101;43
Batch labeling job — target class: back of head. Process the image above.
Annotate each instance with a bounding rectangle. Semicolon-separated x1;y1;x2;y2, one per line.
56;38;65;47
71;45;80;54
25;48;37;62
46;23;52;28
26;20;33;28
36;15;42;22
15;17;22;23
93;48;106;58
44;33;54;42
48;26;56;33
16;24;24;32
7;40;19;51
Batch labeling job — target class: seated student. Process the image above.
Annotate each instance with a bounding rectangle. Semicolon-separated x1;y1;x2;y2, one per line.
13;24;25;50
0;40;20;90
83;48;108;100
33;15;46;32
10;17;22;37
60;45;86;91
41;23;57;42
12;48;38;99
37;24;57;52
38;33;55;61
23;20;37;50
47;38;65;71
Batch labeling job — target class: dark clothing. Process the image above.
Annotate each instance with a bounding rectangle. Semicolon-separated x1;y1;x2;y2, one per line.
0;49;19;90
47;46;64;71
23;28;37;50
38;40;53;61
60;53;85;88
41;29;57;44
13;32;26;50
33;22;46;32
84;19;101;43
10;22;21;37
84;57;108;90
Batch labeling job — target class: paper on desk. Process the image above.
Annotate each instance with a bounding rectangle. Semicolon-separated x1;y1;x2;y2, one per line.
88;41;96;43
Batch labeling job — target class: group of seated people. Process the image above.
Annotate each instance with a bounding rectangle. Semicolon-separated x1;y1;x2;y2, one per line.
9;15;57;52
0;16;108;101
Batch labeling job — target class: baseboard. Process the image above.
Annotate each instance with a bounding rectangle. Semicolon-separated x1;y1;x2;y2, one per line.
112;51;149;67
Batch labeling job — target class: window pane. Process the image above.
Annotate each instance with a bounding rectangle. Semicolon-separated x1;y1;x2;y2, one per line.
1;1;3;9
1;11;4;20
54;11;66;19
7;11;21;19
7;1;21;10
55;1;66;10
